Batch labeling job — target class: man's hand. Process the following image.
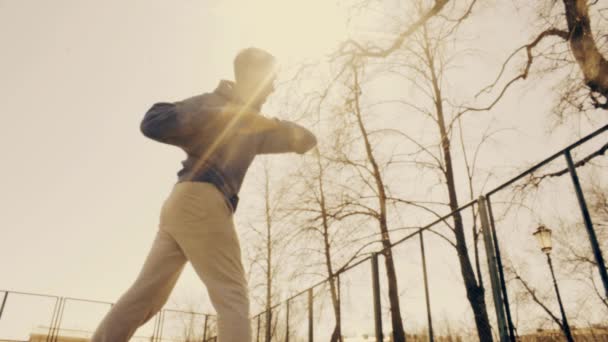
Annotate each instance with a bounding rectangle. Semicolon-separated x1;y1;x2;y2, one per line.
289;122;317;154
222;102;317;154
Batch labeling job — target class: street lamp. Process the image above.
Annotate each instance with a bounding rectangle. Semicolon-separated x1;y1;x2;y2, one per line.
533;225;574;342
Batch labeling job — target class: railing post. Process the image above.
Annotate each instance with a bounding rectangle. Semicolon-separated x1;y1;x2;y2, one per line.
256;314;261;342
285;299;290;342
371;253;383;342
202;314;209;342
151;312;160;342
46;297;61;342
0;291;8;320
47;297;63;342
565;149;608;298
337;273;342;342
486;196;516;342
266;306;272;342
54;297;67;342
158;309;165;342
419;232;434;342
308;288;314;342
479;197;509;342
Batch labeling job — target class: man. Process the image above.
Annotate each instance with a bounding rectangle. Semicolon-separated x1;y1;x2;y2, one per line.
91;47;317;342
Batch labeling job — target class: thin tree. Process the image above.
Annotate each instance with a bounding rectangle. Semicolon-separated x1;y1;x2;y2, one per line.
245;160;292;342
327;62;408;342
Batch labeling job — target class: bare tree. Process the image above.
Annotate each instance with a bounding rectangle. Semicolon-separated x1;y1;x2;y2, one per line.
323;61;409;342
481;0;608;122
305;2;505;339
279;106;395;339
509;265;574;340
245;160;292;342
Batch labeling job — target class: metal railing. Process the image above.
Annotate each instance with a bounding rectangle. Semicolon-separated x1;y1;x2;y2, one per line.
0;290;217;342
248;124;608;342
2;124;607;342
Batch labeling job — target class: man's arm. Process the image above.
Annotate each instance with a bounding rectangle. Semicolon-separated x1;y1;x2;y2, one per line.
140;94;215;147
256;117;317;154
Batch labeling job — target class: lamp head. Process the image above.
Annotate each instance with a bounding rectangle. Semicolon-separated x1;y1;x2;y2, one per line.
533;224;553;254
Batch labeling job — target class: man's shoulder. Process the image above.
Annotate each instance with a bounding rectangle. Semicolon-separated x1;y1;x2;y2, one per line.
183;91;230;114
186;91;222;105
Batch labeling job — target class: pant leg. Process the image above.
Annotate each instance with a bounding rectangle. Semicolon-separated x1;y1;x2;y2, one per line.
172;221;251;342
159;181;252;342
91;229;187;342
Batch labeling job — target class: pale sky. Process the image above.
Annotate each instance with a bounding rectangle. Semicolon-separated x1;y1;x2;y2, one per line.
0;0;347;294
1;0;606;340
0;0;351;338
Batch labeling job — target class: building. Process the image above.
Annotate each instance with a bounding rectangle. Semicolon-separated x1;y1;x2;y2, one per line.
28;333;88;342
519;325;608;341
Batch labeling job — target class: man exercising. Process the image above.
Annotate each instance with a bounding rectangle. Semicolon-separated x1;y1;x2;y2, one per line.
91;47;317;342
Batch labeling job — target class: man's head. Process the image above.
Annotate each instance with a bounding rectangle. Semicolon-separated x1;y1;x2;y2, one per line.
233;47;278;108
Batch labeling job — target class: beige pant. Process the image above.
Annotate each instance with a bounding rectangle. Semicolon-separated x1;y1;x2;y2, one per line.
91;182;251;342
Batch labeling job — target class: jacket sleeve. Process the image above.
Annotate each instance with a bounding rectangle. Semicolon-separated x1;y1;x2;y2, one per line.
256;118;317;154
140;94;211;147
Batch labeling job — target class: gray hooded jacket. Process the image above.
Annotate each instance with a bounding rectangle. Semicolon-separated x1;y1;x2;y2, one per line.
140;80;317;212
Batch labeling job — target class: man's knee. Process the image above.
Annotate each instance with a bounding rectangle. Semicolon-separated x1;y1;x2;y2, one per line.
209;284;249;314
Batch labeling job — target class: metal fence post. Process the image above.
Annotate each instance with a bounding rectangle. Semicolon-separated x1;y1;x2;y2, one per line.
203;314;209;342
486;196;516;342
266;306;272;342
0;291;7;320
336;273;342;342
371;253;383;342
158;309;166;342
308;288;314;342
47;297;64;342
565;149;608;298
419;231;434;342
256;314;261;342
285;299;290;342
151;312;160;342
51;297;67;342
46;297;61;342
479;197;509;342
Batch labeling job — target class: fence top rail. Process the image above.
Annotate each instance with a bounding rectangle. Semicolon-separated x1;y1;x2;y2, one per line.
486;123;607;197
253;124;608;318
1;289;60;300
257;197;478;316
63;296;113;305
6;126;606;324
0;289;216;317
161;308;211;316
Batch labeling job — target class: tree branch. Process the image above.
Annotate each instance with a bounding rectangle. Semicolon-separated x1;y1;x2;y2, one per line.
337;0;450;58
522;141;608;187
453;28;569;121
511;267;565;330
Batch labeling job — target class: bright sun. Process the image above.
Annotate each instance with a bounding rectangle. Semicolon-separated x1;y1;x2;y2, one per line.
214;0;348;63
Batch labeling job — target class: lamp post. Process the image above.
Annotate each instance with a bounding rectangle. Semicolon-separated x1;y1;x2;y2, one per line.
533;225;574;342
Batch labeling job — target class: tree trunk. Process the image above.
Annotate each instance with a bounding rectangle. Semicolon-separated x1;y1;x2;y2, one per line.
264;169;273;342
316;150;343;342
437;109;493;341
328;275;342;342
563;0;608;106
352;66;406;342
422;25;494;341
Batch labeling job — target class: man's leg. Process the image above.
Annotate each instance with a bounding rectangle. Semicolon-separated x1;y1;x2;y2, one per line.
171;219;251;342
91;229;187;342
